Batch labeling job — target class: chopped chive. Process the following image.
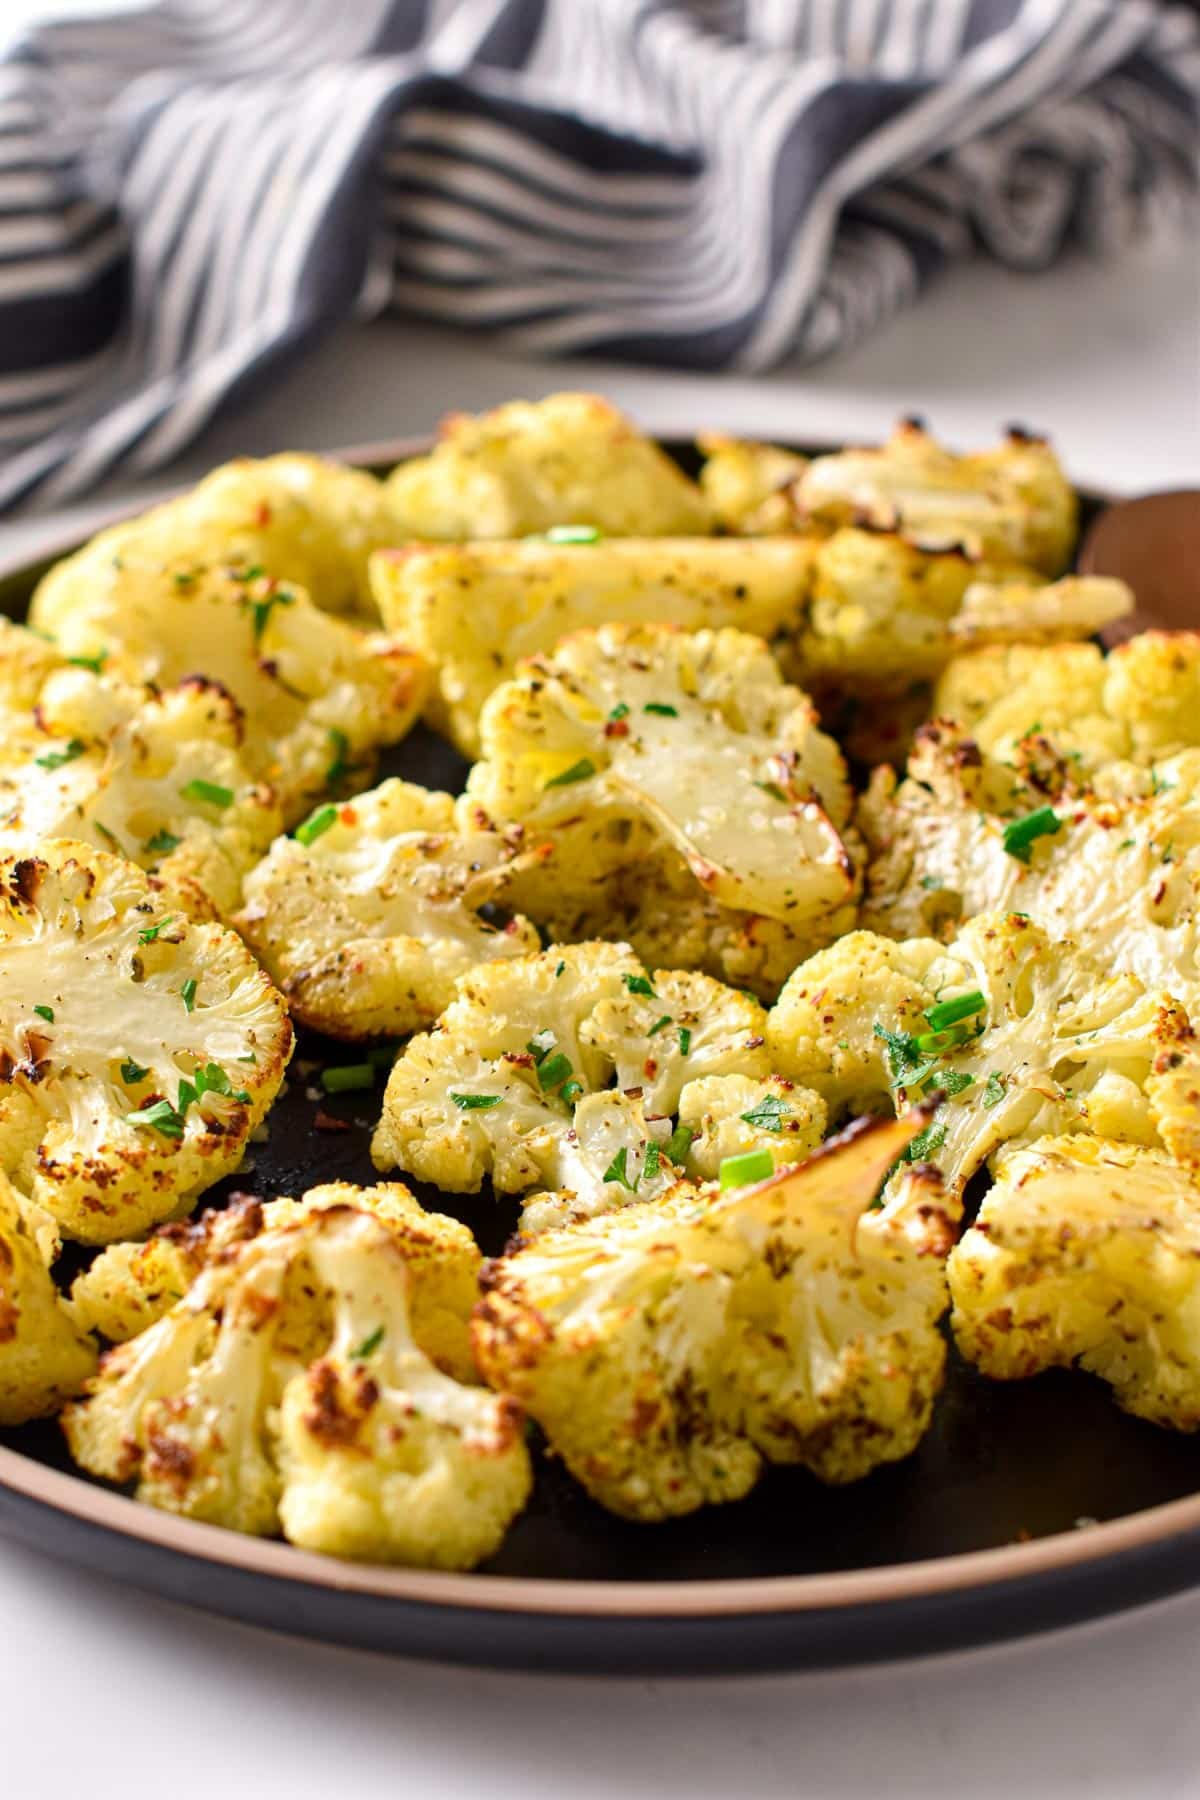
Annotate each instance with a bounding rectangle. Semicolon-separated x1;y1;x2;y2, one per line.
120;1059;150;1084
137;915;176;944
623;973;657;997
554;960;566;978
602;1147;637;1191
914;1024;974;1056
33;1004;53;1023
561;1078;585;1105
537;1051;573;1091
94;822;121;853
544;524;601;544
35;738;85;771
642;1141;661;1181
295;803;339;847
607;703;630;723
321;1064;375;1094
1002;805;1061;863
740;1093;790;1132
144;829;182;856
451;1091;503;1111
982;1071;1005;1109
719;1149;774;1190
326;728;351;786
180;778;234;810
68;650;107;674
351;1325;385;1360
544;758;595;790
925;991;986;1033
125;1099;185;1139
678;1026;692;1056
647;1015;673;1037
643;702;678;718
180;978;197;1013
665;1123;694;1164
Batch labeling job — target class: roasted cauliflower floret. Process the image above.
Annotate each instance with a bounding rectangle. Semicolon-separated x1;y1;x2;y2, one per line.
475;1112;957;1520
32;452;395;624
0;841;291;1243
274;1209;530;1567
465;622;857;943
371;943;777;1202
697;434;808;535
71;1181;483;1381
947;575;1132;648
0;1169;96;1424
369;536;813;756
949;1136;1200;1430
0;678;280;919
678;1073;826;1181
384;392;712;540
0;618;69;723
235;779;541;1039
933;632;1200;777
768;912;1198;1201
860;731;1200;1008
29;561;426;824
514;1089;683;1237
794;419;1078;572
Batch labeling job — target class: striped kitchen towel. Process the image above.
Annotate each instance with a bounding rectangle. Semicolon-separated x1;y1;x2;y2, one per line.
1;0;1196;512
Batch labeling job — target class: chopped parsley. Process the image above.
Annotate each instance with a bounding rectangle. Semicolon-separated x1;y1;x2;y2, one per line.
561;1078;584;1105
537;1051;574;1091
120;1059;150;1084
664;1123;694;1164
642;1141;661;1181
295;803;339;847
526;1028;556;1065
607;703;630;722
647;1014;673;1037
180;978;198;1013
33;1004;53;1023
643;702;678;718
35;738;85;771
180;778;234;810
602;1147;638;1191
125;1099;185;1140
144;829;181;856
1002;805;1061;863
68;650;107;674
250;588;294;640
939;1071;976;1098
982;1071;1006;1109
873;1021;923;1081
137;915;176;944
678;1026;692;1056
450;1092;502;1110
554;960;566;978
178;1062;251;1112
740;1093;791;1132
351;1326;385;1360
719;1148;774;1190
623;973;657;997
754;781;788;802
902;1121;948;1163
544;758;595;789
919;874;944;891
320;1063;374;1093
326;728;351;786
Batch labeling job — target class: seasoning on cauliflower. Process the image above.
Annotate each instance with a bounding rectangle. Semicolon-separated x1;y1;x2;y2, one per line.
63;1204;532;1566
514;1088;683;1237
464;622;858;945
0;840;291;1244
0;1169;96;1425
860;728;1200;1009
933;631;1200;779
0;677;280;920
368;536;814;755
697;434;809;534
70;1181;483;1384
371;942;780;1203
677;1072;827;1181
949;1135;1200;1431
793;418;1078;573
29;560;427;823
474;1110;957;1520
947;574;1132;648
0;618;68;723
384;391;712;540
767;910;1200;1202
236;778;542;1039
31;452;396;624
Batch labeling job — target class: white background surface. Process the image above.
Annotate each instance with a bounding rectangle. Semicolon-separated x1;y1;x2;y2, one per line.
3;3;1200;1791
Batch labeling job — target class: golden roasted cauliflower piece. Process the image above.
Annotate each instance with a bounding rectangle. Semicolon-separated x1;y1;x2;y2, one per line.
465;622;858;946
678;1072;826;1181
0;841;291;1244
29;561;426;824
768;911;1199;1201
384;392;712;540
474;1112;957;1520
697;433;808;534
0;1169;96;1424
949;1136;1200;1431
235;778;541;1039
369;536;813;756
32;452;396;624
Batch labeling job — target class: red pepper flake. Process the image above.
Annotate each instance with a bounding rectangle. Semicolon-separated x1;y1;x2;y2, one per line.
313;1108;352;1133
254;501;272;527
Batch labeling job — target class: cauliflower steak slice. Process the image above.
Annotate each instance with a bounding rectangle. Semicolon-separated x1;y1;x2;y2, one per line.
0;842;291;1243
474;1112;957;1520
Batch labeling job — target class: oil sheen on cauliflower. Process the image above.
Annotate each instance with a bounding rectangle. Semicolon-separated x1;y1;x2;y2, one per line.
474;1111;957;1520
31;452;396;624
697;434;809;535
371;941;824;1220
933;631;1200;779
70;1181;482;1383
369;535;813;756
0;1169;96;1424
949;1135;1200;1431
860;729;1200;1009
767;911;1200;1202
236;778;541;1039
464;622;858;947
63;1205;531;1566
0;840;291;1243
384;391;712;540
29;560;427;824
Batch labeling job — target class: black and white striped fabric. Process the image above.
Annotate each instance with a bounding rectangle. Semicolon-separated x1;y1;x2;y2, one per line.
2;0;1196;512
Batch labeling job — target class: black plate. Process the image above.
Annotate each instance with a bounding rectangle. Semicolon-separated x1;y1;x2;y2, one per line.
3;438;1199;1675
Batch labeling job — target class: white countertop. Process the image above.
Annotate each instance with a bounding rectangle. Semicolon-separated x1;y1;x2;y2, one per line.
2;233;1199;1798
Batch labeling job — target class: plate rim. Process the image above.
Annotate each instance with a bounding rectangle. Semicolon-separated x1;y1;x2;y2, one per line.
5;429;1186;1636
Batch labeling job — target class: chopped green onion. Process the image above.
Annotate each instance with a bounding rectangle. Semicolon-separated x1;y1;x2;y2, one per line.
602;1147;638;1190
643;702;678;718
33;1004;54;1023
924;991;986;1033
351;1326;385;1361
537;1051;573;1091
665;1123;694;1164
295;803;338;847
180;778;234;810
1002;805;1061;863
451;1092;502;1110
68;650;107;674
544;524;602;544
678;1026;692;1056
36;738;85;771
623;973;656;997
642;1141;661;1181
144;829;181;856
719;1149;774;1190
125;1099;185;1139
982;1071;1006;1109
137;915;176;945
120;1059;150;1084
607;703;630;722
561;1078;585;1105
647;1015;673;1037
914;1024;974;1056
180;978;197;1013
554;960;566;978
740;1093;790;1132
326;728;351;786
544;758;596;789
321;1063;375;1094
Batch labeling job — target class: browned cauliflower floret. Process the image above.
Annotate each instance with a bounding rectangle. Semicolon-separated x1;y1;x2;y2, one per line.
677;1072;827;1181
369;536;813;755
384;392;712;540
474;1112;957;1520
235;778;541;1039
0;841;291;1244
0;1169;96;1424
697;434;808;534
949;1136;1200;1430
